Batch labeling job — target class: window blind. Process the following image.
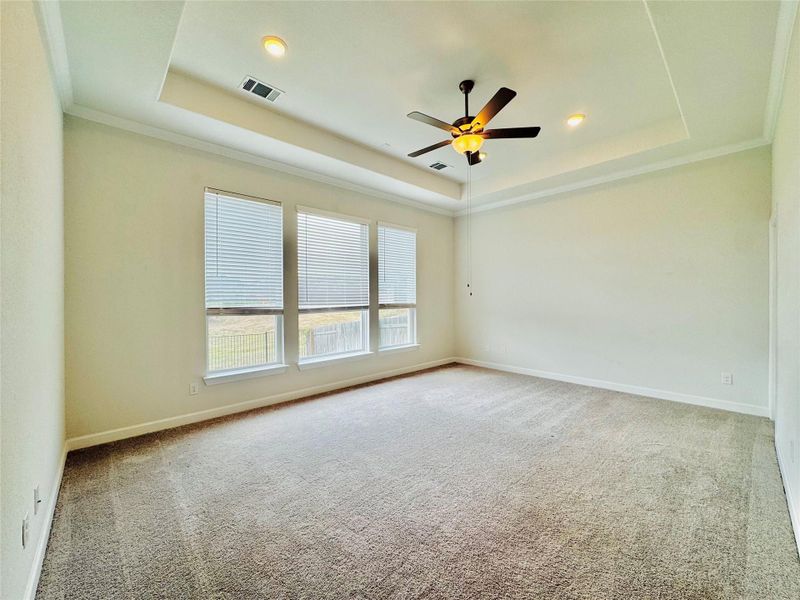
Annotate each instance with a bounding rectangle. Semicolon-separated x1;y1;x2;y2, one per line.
205;189;283;312
297;210;369;311
378;224;416;307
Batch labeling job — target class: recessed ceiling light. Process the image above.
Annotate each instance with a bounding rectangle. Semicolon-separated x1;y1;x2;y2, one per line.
262;36;287;57
566;113;586;127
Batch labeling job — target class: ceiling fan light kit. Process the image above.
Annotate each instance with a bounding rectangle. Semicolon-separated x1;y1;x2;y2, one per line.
406;80;541;166
452;134;484;155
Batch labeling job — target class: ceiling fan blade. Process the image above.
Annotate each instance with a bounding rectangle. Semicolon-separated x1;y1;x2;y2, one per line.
408;139;452;158
471;87;517;130
407;111;459;134
467;151;482;166
481;126;541;139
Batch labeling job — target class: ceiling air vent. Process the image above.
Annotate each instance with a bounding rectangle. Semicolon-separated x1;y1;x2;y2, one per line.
240;76;284;102
429;161;450;171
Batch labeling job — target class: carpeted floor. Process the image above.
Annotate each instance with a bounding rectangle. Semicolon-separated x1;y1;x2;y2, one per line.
38;365;800;599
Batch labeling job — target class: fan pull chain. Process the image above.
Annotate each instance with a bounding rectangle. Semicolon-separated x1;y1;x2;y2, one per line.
467;162;473;297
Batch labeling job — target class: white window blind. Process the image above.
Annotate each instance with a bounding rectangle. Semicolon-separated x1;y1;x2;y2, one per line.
379;224;416;308
297;209;369;311
205;189;283;312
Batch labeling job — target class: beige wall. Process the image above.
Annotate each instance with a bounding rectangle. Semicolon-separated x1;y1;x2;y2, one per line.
0;1;65;598
64;116;455;439
772;7;800;547
455;147;771;413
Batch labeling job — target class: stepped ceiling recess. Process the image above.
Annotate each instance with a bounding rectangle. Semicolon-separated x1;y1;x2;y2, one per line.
42;1;797;213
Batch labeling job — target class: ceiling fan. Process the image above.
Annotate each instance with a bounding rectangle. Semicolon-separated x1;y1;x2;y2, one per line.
407;80;541;166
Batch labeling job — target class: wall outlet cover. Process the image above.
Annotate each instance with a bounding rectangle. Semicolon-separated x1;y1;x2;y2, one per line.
33;484;41;515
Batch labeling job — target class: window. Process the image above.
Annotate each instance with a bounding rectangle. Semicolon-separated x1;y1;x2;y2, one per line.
297;208;369;361
205;189;284;373
378;224;417;349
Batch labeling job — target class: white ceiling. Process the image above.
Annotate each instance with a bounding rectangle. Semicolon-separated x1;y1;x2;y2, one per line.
48;1;795;213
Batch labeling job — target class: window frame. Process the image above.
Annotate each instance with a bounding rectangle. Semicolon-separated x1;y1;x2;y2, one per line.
377;221;418;350
203;188;286;378
296;205;371;364
202;194;424;382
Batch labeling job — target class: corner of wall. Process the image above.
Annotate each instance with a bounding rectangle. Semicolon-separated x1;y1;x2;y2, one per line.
1;1;67;598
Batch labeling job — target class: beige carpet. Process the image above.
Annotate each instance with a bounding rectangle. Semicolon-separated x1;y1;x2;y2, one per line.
38;365;800;599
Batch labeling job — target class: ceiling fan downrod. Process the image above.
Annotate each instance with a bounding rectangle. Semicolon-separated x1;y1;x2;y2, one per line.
459;79;474;119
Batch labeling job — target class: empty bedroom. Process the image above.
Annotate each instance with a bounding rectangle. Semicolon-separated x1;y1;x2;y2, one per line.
2;0;800;598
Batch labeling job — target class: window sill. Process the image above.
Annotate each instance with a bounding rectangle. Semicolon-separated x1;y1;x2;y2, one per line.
203;363;289;385
297;350;374;370
379;343;420;354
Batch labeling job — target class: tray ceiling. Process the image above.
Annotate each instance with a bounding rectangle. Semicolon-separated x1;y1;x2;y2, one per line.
50;1;790;213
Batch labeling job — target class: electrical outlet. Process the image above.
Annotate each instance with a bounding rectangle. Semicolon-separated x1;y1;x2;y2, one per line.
22;514;29;549
33;485;41;515
721;372;733;385
189;382;199;396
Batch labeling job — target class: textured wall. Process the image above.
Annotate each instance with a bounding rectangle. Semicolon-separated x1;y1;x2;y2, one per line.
455;147;771;413
772;6;800;551
0;1;65;598
64;116;455;439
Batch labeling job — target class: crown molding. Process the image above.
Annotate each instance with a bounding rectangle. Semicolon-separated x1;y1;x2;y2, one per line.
456;137;770;216
61;105;774;220
764;1;799;141
65;105;455;217
33;0;73;110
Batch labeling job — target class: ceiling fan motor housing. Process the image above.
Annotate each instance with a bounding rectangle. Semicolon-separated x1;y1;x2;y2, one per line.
452;116;477;136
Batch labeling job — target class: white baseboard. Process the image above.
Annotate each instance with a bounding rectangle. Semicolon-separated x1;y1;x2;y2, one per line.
66;357;457;451
454;357;770;418
23;443;68;600
776;440;800;559
67;356;769;452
